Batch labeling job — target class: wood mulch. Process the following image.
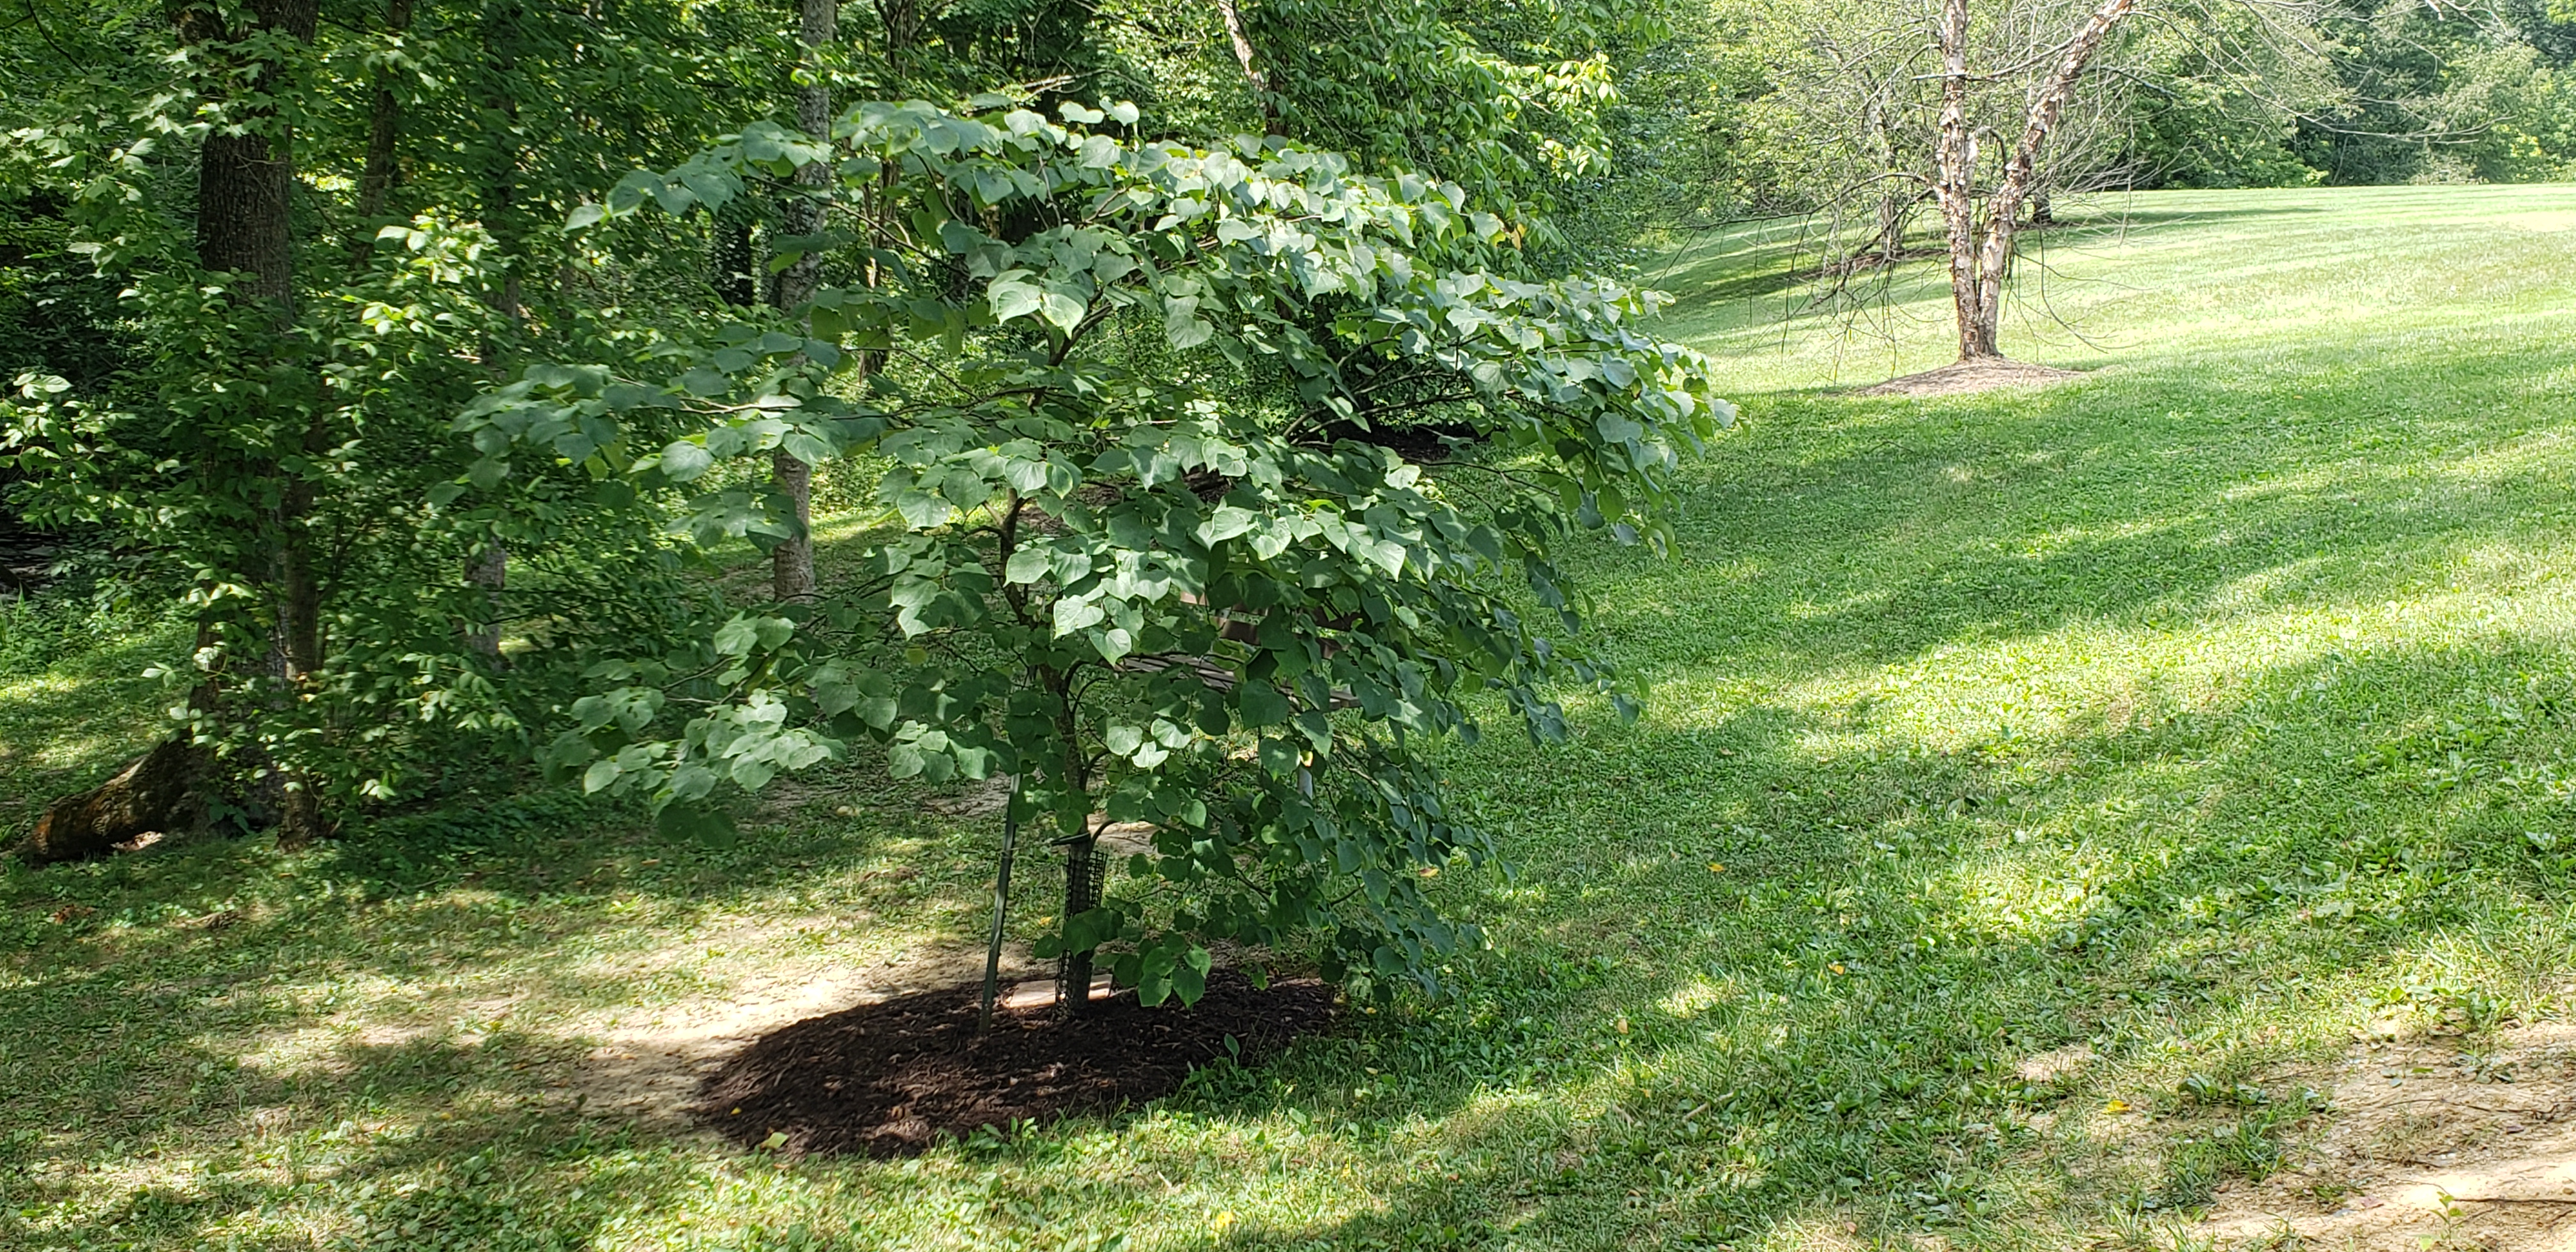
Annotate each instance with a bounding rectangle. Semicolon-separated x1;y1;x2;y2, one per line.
696;969;1335;1157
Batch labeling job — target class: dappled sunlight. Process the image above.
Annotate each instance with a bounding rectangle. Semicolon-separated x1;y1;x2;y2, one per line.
1;705;153;775
1658;975;1746;1023
1924;843;2124;948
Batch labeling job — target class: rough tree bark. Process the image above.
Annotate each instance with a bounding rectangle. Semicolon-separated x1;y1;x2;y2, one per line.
19;738;207;865
769;0;836;603
168;0;328;848
1933;0;2135;361
186;0;318;308
1934;0;1986;358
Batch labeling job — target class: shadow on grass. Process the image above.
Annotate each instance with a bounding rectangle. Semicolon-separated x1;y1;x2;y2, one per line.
1151;636;2576;1248
0;611;188;837
1647;199;2333;314
0;1023;709;1250
8;601;2575;1248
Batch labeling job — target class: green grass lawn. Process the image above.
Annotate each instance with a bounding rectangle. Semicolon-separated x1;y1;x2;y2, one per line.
8;183;2576;1250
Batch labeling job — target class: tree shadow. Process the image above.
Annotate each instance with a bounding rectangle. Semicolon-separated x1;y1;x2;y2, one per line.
0;1021;721;1249
11;552;2576;1248
1161;634;2576;1248
1568;328;2576;675
0;755;1023;1247
0;613;186;836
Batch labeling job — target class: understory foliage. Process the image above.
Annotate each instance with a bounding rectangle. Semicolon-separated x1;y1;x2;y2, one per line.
466;100;1729;1000
0;0;1728;1003
0;0;763;814
0;6;1662;751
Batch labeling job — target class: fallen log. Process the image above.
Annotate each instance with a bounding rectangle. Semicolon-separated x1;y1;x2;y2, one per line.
18;736;206;866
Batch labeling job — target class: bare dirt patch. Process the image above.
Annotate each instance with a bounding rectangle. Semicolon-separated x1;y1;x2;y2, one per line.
2199;1020;2576;1249
1855;357;2086;397
698;970;1335;1157
565;937;1046;1127
920;774;1012;818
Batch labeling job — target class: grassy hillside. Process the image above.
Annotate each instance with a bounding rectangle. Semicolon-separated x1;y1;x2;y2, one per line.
1653;184;2576;389
6;184;2576;1251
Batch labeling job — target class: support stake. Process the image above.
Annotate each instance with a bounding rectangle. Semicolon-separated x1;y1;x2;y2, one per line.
977;780;1021;1034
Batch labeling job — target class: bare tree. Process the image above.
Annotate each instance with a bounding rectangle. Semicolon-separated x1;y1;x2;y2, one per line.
1716;0;2338;365
1938;0;2136;360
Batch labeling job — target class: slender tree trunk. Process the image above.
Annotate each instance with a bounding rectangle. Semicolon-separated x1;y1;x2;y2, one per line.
1214;0;1280;132
769;457;815;601
466;543;506;661
1048;673;1098;1017
712;201;758;307
876;0;923;56
1938;0;2133;363
349;0;413;264
1059;828;1100;1014
770;0;835;602
1965;0;2133;358
454;0;525;666
1932;0;1990;360
480;0;528;330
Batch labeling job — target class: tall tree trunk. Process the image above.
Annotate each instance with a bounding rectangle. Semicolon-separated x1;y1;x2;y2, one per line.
188;0;315;306
770;0;835;603
179;0;326;846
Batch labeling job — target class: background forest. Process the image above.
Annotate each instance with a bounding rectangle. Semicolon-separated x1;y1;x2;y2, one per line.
7;1;2576;1249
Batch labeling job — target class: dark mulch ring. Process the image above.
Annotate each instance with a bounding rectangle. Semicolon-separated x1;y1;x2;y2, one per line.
698;970;1336;1157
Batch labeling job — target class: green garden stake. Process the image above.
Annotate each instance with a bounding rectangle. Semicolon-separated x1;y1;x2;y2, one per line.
977;782;1020;1034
